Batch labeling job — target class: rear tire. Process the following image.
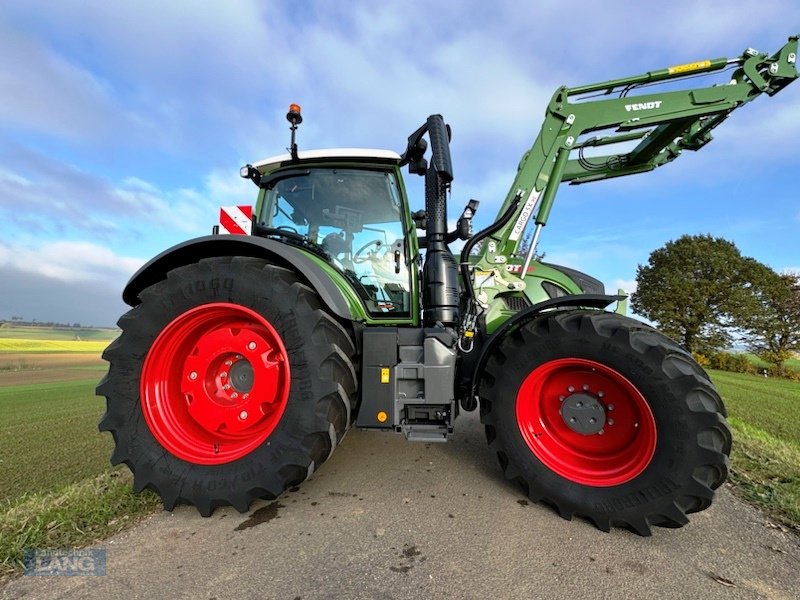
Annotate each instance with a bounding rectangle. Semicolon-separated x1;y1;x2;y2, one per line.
479;310;731;535
97;257;357;516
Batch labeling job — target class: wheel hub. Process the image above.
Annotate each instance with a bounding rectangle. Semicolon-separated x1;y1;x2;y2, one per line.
140;303;291;465
560;392;606;435
229;358;255;394
516;358;657;486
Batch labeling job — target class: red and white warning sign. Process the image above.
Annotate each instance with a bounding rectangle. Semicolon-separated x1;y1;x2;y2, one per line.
218;205;253;235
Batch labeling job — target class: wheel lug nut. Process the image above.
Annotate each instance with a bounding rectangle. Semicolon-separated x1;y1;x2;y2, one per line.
239;411;248;420
220;372;227;378
582;384;589;391
608;418;615;425
231;392;239;399
225;360;233;367
598;391;605;398
607;404;614;411
223;384;231;390
567;385;575;393
243;393;249;399
598;429;605;435
189;371;198;380
248;342;257;351
559;395;565;402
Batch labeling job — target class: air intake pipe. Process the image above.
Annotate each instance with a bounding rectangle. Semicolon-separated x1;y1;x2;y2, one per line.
421;115;459;327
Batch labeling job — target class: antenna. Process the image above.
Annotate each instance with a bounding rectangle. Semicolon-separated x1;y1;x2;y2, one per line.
286;104;302;160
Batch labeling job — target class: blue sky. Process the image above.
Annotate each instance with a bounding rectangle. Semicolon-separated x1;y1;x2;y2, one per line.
1;1;798;327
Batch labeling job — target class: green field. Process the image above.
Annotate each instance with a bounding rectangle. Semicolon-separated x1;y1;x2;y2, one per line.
0;347;158;582
0;380;114;504
742;352;800;371
710;369;800;529
0;325;118;342
710;370;800;441
0;325;118;355
0;339;110;354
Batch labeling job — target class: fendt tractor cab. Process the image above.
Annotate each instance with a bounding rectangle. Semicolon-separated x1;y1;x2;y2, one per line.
99;36;798;534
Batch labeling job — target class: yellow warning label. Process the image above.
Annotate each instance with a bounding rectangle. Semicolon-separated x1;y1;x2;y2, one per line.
380;368;390;384
668;60;712;75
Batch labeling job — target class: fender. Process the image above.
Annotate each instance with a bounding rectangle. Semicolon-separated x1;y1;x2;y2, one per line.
123;235;355;321
465;294;624;401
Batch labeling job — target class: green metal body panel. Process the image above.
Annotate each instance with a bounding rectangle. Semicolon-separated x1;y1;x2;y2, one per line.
471;259;585;334
299;249;420;326
299;250;370;321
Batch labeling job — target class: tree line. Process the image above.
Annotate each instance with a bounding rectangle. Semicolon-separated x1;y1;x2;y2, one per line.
1;319;92;329
631;234;800;373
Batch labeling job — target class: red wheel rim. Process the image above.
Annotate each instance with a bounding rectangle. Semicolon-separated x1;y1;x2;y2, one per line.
516;358;656;486
141;303;290;465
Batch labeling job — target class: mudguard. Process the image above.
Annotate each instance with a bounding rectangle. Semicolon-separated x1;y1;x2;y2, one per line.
123;235;355;321
466;294;624;399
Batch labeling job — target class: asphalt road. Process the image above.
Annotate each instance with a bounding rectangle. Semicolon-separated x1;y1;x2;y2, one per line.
3;410;799;600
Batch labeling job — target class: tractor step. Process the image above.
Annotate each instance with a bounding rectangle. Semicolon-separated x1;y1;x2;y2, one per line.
401;423;451;442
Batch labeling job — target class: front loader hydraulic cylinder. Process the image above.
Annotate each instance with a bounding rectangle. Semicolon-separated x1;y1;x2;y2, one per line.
535;146;570;227
567;57;731;96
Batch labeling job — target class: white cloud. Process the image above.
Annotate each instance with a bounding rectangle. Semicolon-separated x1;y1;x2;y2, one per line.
612;279;638;295
0;166;31;187
204;169;256;205
0;24;159;143
0;154;234;249
0;241;144;284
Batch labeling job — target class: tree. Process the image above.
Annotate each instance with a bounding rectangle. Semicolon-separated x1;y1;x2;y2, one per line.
632;234;766;353
741;271;800;371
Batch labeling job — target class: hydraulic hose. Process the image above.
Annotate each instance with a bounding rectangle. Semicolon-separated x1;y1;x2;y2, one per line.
459;193;522;305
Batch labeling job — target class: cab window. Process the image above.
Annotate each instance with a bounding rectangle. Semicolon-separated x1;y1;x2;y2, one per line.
259;168;411;316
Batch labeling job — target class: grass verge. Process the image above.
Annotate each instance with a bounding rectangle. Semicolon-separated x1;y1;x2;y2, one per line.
709;369;800;531
726;417;800;530
0;469;160;584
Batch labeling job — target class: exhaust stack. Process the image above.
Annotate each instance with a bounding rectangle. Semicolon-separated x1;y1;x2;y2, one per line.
420;115;459;327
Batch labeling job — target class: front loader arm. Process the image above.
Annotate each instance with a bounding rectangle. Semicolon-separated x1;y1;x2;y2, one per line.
482;35;798;266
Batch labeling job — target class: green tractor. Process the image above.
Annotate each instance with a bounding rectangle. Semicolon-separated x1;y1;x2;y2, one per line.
99;36;798;534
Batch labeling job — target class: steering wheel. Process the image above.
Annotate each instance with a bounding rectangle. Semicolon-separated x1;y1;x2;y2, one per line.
353;240;384;264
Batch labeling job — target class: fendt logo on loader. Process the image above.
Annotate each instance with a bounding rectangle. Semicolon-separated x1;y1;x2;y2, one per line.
624;100;663;112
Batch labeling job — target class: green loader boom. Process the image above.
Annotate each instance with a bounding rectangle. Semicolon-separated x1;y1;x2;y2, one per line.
478;35;798;277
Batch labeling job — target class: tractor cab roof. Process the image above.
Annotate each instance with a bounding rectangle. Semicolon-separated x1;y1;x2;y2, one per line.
253;148;402;174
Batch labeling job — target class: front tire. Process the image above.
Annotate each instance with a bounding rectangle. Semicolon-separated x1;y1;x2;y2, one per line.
98;257;357;516
479;310;731;535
